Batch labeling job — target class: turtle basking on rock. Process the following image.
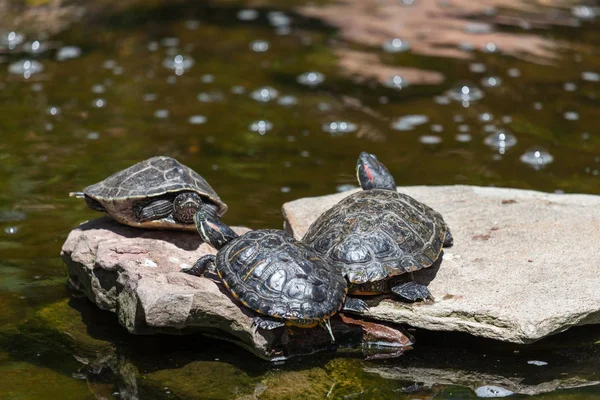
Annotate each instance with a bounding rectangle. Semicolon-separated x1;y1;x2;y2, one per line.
70;156;226;231
302;152;453;302
182;208;368;342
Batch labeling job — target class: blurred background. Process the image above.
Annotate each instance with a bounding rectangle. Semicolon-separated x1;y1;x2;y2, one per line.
0;0;599;399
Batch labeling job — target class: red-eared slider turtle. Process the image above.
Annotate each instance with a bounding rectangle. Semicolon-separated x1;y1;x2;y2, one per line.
302;152;453;302
70;156;226;231
182;208;367;341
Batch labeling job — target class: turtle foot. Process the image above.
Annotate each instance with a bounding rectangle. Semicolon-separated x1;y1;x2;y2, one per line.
252;316;286;330
342;297;370;313
391;282;431;302
181;254;216;276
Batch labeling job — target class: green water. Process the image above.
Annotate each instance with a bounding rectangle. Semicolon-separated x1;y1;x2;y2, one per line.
0;0;599;398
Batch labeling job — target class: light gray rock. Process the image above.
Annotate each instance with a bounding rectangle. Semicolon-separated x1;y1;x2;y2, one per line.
282;185;600;343
61;217;412;360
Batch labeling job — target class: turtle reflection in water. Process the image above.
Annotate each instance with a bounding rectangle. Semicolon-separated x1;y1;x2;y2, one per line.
71;156;227;231
303;152;453;302
182;209;368;341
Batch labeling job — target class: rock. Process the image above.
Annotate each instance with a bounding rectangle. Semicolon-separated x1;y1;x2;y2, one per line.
282;185;600;343
61;217;412;360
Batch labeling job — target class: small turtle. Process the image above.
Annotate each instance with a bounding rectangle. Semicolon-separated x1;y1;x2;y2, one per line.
302;152;453;302
183;208;367;341
70;156;226;230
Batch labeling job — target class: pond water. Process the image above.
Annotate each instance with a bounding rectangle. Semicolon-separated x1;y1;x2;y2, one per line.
1;0;599;398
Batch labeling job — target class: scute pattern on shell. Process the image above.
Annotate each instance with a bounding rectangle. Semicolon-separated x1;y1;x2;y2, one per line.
84;156;226;215
216;229;347;321
303;189;448;285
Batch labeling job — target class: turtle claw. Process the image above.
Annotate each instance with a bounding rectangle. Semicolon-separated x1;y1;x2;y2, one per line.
252;316;286;330
391;282;431;302
342;297;370;313
181;254;216;276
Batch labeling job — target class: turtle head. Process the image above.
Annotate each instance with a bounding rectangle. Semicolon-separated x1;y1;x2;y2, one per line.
356;152;396;191
194;206;238;250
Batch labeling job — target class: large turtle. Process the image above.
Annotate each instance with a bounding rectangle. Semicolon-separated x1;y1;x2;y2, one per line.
302;152;453;301
70;156;226;231
182;207;367;341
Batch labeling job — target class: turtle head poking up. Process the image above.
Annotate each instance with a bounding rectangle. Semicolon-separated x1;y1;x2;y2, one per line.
194;206;238;250
356;152;397;191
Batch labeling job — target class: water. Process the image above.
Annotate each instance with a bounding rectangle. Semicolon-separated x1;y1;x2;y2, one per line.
0;1;599;399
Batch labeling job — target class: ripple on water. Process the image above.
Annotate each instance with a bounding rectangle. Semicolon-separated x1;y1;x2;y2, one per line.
383;76;409;90
188;115;207;124
391;114;429;131
297;72;325;87
56;46;82;61
382;38;410;53
419;135;442;145
520;148;554;168
481;76;502;88
250;40;269;52
250;86;279;102
484;129;518;152
1;31;24;50
447;82;484;102
163;55;194;73
24;40;47;54
46;106;60;116
322;121;357;135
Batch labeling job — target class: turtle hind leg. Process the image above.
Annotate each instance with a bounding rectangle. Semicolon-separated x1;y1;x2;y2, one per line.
391;281;431;302
443;229;454;247
252;316;286;330
134;199;173;222
181;254;216;276
342;297;370;313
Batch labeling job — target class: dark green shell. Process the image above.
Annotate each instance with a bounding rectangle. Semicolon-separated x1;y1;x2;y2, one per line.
215;229;347;323
303;189;448;285
83;156;227;228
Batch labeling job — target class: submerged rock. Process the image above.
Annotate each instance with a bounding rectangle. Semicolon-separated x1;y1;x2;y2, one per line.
61;218;412;360
282;185;600;344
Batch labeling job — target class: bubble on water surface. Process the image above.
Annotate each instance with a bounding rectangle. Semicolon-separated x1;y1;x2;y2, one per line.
268;11;291;27
102;60;117;69
479;112;493;122
4;226;19;235
458;124;470;133
533;102;543;110
92;98;106;108
280;187;291;193
469;63;486;73
189;115;207;124
154;109;169;119
383;75;409;90
322;121;357;135
419;135;442;145
430;124;444;133
87;132;100;140
527;360;548;366
249;120;273;135
277;95;298;106
563;82;577;91
564;111;579;120
56;46;82;61
508;68;521;77
455;133;472;142
231;85;246;94
163;55;194;73
382;38;410;53
8;59;44;78
197;92;223;102
481;76;502;88
201;74;215;83
520;148;554;168
447;82;484;102
47;106;60;116
251;86;279;102
1;31;24;50
250;40;270;52
92;84;105;94
143;93;158;102
582;71;600;81
297;71;325;87
484;42;498;52
391;114;429;131
24;40;47;54
237;9;259;21
484;129;517;150
475;385;514;398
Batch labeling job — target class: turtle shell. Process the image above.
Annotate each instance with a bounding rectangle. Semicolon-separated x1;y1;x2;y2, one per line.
215;229;347;323
303;189;448;285
83;156;226;230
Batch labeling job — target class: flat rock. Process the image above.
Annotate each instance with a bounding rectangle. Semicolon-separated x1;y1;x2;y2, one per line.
61;217;412;360
282;185;600;343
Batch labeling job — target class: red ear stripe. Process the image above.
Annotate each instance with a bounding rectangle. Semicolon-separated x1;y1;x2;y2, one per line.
364;164;374;182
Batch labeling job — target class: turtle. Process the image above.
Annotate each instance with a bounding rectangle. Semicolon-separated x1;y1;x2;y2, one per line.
70;156;227;231
302;152;453;302
182;207;368;342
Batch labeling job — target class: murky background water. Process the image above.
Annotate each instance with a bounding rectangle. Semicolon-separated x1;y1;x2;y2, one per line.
1;0;599;398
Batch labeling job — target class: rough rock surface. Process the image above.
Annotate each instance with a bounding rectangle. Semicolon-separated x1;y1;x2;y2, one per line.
61;217;412;360
282;185;600;343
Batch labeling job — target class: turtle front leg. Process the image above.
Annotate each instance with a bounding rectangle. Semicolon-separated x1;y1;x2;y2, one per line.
252;316;286;330
134;199;173;222
181;254;216;276
391;281;431;302
342;297;370;313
